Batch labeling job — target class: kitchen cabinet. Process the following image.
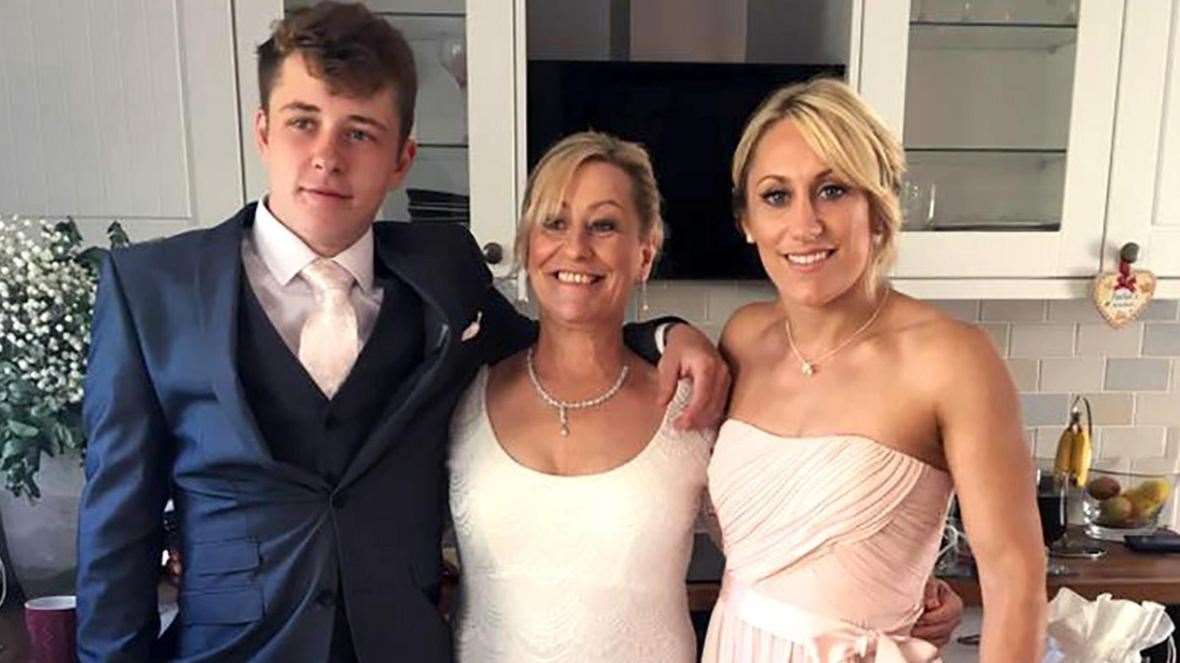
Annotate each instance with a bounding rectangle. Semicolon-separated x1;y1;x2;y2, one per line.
253;0;1179;295
1105;0;1180;282
0;1;245;243
486;0;1169;296
857;0;1125;285
466;0;522;277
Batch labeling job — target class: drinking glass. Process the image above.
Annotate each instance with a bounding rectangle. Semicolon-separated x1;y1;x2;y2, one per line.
437;34;467;141
438;35;467;90
1036;470;1070;575
901;180;938;230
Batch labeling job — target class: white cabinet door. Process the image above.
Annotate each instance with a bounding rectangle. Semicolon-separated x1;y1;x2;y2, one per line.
857;0;1123;279
0;0;245;243
234;1;285;204
467;0;523;276
1105;0;1180;282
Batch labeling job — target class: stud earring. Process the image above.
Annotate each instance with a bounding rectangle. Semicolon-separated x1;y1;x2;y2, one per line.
745;232;755;244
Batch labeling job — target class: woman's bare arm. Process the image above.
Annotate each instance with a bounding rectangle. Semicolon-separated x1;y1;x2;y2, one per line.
934;324;1046;663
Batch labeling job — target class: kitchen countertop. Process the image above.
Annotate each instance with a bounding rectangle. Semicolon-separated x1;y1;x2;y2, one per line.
685;530;1180;611
941;531;1180;607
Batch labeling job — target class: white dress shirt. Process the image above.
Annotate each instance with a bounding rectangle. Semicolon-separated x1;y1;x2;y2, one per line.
241;198;384;357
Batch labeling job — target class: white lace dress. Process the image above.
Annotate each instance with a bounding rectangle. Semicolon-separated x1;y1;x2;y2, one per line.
448;367;712;663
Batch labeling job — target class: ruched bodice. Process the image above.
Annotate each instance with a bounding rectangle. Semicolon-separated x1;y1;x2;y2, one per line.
703;419;953;662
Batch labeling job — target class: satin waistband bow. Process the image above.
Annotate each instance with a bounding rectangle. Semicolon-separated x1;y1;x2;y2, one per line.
719;573;942;663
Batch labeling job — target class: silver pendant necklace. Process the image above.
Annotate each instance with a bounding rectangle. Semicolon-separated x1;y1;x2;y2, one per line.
526;346;629;436
784;289;891;377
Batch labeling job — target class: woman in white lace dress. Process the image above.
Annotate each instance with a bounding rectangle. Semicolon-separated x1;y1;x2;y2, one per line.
447;131;712;663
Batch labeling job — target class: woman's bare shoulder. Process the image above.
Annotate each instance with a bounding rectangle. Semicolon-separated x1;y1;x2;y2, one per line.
890;296;1007;387
720;300;779;357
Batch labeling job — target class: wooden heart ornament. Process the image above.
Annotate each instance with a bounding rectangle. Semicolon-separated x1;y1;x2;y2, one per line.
1092;268;1156;328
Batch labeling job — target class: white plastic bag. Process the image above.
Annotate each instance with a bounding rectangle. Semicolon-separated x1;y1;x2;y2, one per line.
1043;588;1175;663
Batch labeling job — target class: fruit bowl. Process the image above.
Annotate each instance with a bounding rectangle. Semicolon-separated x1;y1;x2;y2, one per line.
1082;465;1177;540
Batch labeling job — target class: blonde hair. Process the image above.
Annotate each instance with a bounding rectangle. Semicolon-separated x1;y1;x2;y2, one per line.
515;131;665;271
731;77;905;294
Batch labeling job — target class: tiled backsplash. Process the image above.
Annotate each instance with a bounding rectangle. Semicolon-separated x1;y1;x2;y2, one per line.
943;299;1179;465
634;282;1180;524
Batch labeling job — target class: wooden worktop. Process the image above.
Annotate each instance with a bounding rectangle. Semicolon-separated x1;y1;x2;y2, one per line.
942;534;1180;607
685;533;1180;612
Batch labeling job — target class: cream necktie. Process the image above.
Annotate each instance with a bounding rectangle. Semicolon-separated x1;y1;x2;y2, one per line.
298;258;359;398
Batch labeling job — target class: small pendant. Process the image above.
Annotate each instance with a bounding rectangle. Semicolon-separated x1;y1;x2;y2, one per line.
559;407;570;437
801;362;814;376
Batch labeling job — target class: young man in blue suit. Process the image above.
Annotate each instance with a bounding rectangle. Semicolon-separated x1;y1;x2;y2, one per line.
75;3;731;661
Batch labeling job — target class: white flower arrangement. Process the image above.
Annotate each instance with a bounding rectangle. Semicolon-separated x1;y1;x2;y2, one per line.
0;216;127;498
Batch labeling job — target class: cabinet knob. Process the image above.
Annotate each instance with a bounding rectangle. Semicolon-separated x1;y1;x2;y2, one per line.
1119;242;1140;264
482;242;504;265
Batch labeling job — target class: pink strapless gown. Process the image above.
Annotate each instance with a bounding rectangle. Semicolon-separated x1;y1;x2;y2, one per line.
702;419;953;662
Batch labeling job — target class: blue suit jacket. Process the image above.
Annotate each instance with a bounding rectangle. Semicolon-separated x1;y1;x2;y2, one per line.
75;204;537;662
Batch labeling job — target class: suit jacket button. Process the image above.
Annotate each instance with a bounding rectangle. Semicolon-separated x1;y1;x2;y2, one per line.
331;493;347;509
315;589;336;607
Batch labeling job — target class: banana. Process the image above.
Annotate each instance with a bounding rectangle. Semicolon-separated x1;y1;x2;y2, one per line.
1053;408;1091;487
1053;418;1076;478
1070;423;1091;487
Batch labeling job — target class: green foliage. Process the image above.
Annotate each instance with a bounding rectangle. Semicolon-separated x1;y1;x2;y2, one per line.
0;216;125;498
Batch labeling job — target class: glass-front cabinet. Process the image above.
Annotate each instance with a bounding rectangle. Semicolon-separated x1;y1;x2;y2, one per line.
858;0;1124;278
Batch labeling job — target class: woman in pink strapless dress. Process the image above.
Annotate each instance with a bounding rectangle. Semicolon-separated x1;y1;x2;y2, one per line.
703;425;952;662
702;79;1047;662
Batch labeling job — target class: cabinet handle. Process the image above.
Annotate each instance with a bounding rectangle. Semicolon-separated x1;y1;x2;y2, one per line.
1119;242;1140;264
482;242;504;265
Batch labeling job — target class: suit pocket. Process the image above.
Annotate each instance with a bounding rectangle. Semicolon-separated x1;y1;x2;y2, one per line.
183;538;260;591
179;586;264;625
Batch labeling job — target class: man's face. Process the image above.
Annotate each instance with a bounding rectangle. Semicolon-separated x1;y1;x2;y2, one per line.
255;53;415;254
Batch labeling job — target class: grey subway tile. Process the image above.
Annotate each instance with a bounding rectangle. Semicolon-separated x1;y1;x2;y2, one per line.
1143;324;1180;356
981;300;1047;322
1010;324;1075;358
1020;393;1071;427
1105;358;1172;391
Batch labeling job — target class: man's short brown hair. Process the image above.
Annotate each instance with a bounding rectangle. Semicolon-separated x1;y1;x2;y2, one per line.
257;1;417;143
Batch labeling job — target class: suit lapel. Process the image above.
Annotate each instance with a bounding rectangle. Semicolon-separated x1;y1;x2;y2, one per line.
196;205;325;490
338;224;489;487
373;223;489;342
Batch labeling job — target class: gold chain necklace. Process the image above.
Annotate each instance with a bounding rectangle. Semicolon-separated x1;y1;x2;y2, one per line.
783;289;891;377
